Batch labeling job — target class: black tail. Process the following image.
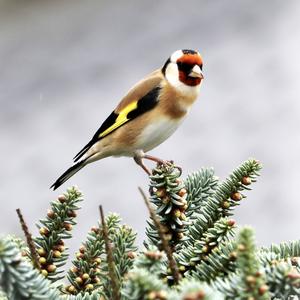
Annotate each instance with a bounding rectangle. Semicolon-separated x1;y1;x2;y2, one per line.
50;159;86;190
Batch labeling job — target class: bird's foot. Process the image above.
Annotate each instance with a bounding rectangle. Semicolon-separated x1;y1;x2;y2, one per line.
133;150;180;176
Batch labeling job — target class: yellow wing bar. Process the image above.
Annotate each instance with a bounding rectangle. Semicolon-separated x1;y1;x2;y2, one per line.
99;101;138;138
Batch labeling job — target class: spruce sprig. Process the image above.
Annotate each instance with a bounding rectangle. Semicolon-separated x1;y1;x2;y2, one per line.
146;163;188;249
34;186;83;281
0;237;59;300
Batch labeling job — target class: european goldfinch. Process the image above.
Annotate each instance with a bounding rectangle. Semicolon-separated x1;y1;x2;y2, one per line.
51;49;204;190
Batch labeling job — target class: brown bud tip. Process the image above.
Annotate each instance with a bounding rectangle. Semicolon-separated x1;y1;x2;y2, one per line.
179;265;186;272
242;176;252;185
227;219;235;226
287;270;300;280
246;275;256;284
71;266;78;273
57;245;65;252
173;209;181;218
47;209;55;218
67;210;77;218
82;273;90;280
76;252;84;259
229;251;238;260
156;188;166;198
75;277;83;284
64;223;73;231
177;232;184;240
85;283;94;290
238;244;246;251
91;226;100;234
39;227;49;236
67;285;76;294
183;290;205;300
178;188;187;197
259;284;269;295
37;248;46;257
58;194;67;203
94;257;102;264
39;257;47;265
127;251;137;259
180;213;186;220
157;290;167;299
222;201;230;209
202;245;209;253
57;239;65;245
231;192;242;201
47;264;57;273
145;251;163;260
79;245;85;253
53;250;62;258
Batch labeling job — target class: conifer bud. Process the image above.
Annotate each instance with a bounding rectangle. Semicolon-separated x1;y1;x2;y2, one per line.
94;257;102;264
39;257;47;265
53;250;61;258
227;219;235;226
173;209;181;218
85;284;93;290
67;210;77;217
37;248;46;256
82;273;90;280
127;251;137;259
259;285;269;295
231;192;242;201
64;222;73;231
156;188;166;198
242;176;252;185
58;194;67;203
91;226;100;234
178;188;187;197
71;266;78;273
75;277;83;285
222;201;230;209
39;227;49;236
47;264;57;273
67;285;76;294
47;209;55;218
41;269;48;277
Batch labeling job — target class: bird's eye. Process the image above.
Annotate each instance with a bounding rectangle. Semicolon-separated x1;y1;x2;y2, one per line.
177;62;191;72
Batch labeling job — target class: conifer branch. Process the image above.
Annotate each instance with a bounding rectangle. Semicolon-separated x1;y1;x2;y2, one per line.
16;208;40;270
34;186;83;281
99;205;120;300
139;187;180;284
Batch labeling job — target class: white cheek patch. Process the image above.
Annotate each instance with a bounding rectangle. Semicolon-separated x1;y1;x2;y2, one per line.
165;62;201;97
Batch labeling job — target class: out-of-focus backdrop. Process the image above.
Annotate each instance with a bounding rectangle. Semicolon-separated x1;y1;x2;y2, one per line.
1;1;300;253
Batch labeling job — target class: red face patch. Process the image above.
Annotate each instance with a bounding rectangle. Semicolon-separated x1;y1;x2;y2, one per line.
177;54;203;86
177;53;203;66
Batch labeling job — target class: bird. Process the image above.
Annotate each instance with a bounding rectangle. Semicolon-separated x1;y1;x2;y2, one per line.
51;49;204;190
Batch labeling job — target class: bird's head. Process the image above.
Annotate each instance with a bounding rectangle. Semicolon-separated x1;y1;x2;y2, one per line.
162;49;204;90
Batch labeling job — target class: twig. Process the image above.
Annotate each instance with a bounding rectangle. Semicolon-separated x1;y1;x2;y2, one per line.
99;205;120;300
138;187;180;284
16;208;40;270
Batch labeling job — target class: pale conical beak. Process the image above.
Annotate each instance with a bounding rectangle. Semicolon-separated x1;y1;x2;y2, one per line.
189;65;204;79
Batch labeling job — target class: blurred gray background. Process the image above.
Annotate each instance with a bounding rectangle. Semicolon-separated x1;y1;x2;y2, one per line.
1;0;300;255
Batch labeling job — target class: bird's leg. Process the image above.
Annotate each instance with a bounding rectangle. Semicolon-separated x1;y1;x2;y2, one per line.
133;150;151;175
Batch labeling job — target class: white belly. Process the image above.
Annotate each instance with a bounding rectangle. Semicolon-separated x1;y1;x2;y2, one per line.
135;117;183;152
